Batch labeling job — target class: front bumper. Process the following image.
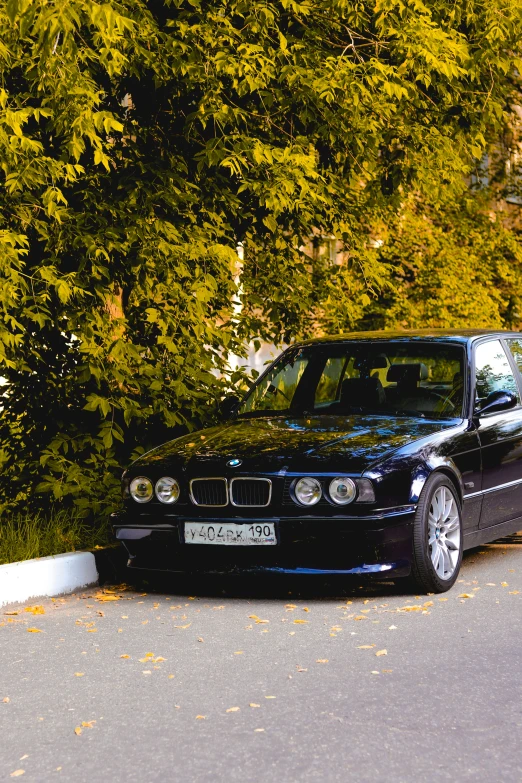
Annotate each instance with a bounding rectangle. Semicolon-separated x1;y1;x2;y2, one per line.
111;507;416;577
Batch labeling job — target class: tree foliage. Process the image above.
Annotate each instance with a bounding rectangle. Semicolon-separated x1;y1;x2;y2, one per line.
1;0;522;515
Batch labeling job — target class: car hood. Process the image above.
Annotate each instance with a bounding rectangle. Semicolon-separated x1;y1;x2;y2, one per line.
132;415;458;475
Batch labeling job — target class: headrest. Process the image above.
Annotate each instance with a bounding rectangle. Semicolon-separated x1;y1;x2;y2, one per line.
387;363;429;383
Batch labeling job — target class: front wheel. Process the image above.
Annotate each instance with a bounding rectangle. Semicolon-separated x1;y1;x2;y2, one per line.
410;473;463;594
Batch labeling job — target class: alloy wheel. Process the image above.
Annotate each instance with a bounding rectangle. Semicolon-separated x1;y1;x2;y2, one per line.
427;486;461;580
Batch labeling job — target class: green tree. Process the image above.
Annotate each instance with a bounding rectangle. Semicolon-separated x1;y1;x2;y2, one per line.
1;0;521;515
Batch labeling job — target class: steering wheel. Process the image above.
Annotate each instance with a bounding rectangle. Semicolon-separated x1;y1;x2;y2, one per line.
433;388;459;414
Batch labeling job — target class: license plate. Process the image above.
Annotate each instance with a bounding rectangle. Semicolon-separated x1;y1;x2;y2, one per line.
184;521;277;546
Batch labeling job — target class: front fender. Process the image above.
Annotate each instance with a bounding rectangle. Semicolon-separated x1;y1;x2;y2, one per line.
409;458;464;504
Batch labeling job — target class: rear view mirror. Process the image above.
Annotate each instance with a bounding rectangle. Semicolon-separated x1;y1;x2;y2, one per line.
476;389;517;417
219;394;241;420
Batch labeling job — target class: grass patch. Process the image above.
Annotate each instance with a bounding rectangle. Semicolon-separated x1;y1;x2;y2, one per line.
0;509;112;565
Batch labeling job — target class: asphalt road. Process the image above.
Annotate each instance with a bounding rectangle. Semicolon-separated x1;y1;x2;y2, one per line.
1;535;522;783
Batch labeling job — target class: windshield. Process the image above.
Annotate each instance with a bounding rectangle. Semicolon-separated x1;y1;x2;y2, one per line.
239;341;465;419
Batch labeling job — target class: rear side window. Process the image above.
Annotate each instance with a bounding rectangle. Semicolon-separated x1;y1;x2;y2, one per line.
474;340;519;403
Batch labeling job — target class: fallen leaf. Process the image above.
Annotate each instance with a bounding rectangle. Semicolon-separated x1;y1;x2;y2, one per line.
250;703;260;708
226;707;240;712
486;583;496;586
87;629;97;633
423;601;434;608
4;611;19;616
398;605;423;612
74;727;82;736
120;654;130;659
330;626;342;632
382;669;393;673
371;671;380;675
10;770;25;777
254;728;265;732
509;590;520;595
24;606;44;615
438;598;449;602
74;673;84;677
294;619;309;624
81;721;96;728
197;638;204;643
354;615;368;621
458;594;474;599
142;671;152;675
174;623;191;629
357;645;376;650
501;582;509;587
265;696;276;699
316;659;329;663
296;666;308;672
3;697;10;703
95;595;120;602
234;651;244;655
376;649;387;657
303;607;310;612
195;715;206;720
26;628;42;633
285;604;297;609
388;625;398;630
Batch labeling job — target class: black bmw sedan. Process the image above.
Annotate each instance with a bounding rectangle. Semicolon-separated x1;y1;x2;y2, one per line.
111;329;522;593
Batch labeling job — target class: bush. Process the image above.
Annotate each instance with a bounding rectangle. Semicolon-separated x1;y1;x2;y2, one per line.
0;509;111;565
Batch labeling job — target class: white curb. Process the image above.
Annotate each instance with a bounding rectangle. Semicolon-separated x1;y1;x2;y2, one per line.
0;551;99;608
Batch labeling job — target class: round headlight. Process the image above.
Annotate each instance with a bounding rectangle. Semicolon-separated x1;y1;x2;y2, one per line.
155;476;180;505
329;477;356;505
294;477;322;506
129;476;153;504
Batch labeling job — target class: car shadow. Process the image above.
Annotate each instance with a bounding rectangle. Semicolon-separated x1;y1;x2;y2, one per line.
120;532;522;602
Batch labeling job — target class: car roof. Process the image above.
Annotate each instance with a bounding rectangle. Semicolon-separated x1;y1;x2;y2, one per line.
298;328;522;346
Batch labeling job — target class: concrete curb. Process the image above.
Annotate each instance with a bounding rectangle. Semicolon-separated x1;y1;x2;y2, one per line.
0;551;98;608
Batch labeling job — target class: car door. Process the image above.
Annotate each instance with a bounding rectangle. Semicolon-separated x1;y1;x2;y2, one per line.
474;338;522;529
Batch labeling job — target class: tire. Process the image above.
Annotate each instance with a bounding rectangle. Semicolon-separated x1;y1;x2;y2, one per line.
410;473;463;594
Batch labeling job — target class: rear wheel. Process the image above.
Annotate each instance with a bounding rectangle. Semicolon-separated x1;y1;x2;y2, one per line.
410;473;463;594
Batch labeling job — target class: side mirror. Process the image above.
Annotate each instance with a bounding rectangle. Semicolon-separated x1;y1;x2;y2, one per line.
475;389;518;417
219;394;241;420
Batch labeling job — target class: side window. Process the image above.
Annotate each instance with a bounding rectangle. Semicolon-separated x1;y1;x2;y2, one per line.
506;338;522;377
474;340;519;403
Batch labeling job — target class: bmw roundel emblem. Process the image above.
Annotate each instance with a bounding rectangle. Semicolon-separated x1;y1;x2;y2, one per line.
227;458;242;468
